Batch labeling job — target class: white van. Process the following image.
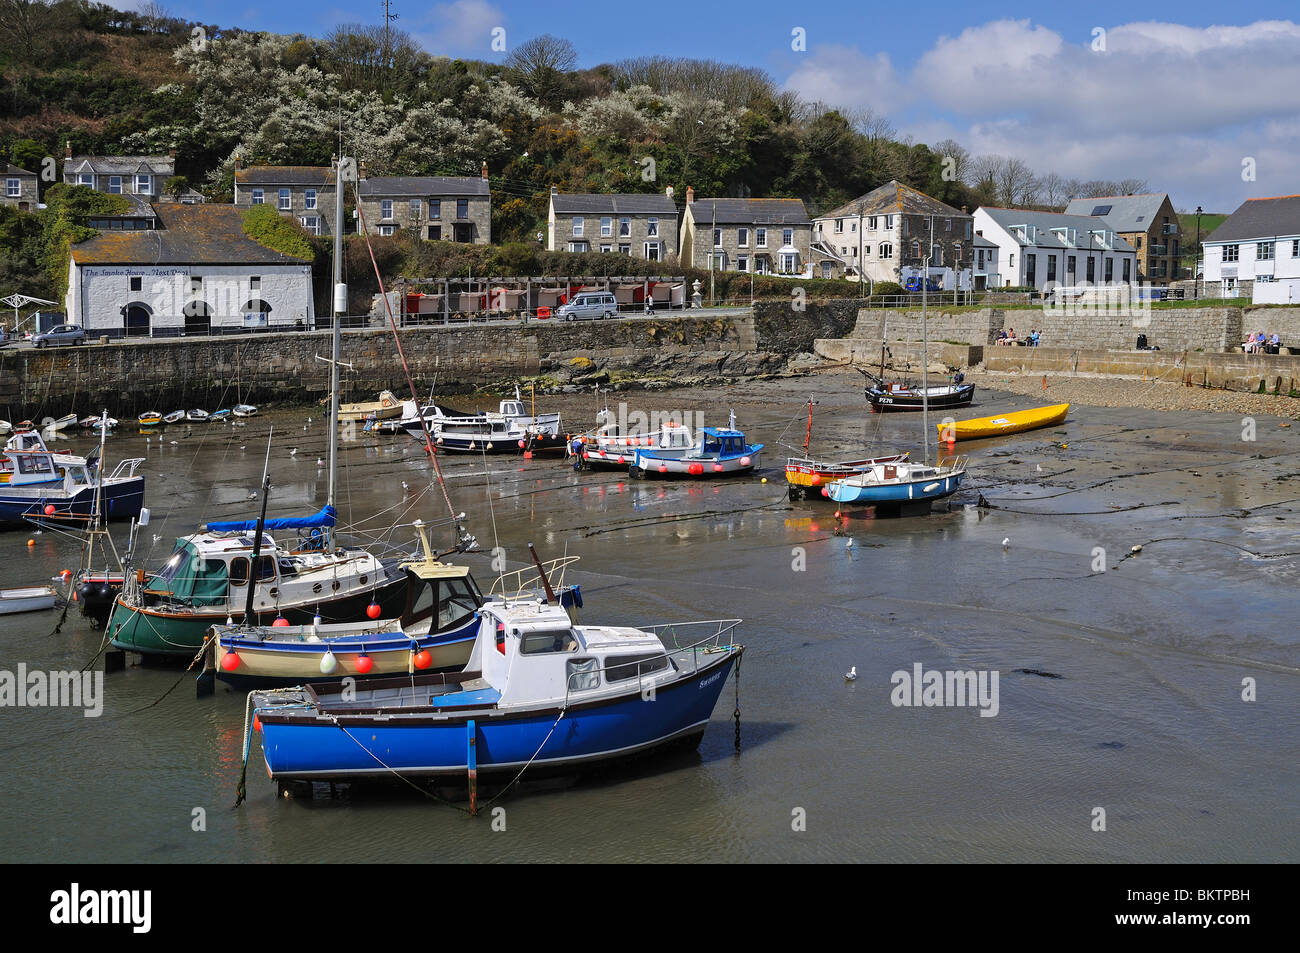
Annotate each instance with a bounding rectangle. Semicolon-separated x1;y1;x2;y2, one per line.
557;292;618;321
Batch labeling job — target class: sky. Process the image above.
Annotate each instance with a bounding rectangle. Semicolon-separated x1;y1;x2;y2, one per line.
138;0;1300;213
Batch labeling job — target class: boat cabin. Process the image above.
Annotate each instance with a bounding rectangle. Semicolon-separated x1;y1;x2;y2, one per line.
401;560;483;633
656;425;696;451
700;428;747;459
0;433;94;487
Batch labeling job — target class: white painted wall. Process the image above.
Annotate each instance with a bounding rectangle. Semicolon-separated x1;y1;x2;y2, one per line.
973;209;1136;290
1205;235;1300;284
67;262;315;335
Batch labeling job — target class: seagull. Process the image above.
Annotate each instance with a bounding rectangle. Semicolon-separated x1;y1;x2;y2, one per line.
247;491;258;501
1035;464;1043;472
844;666;857;681
169;439;178;445
845;537;854;548
1002;537;1010;548
288;448;298;456
152;534;162;543
401;481;410;491
316;457;325;467
240;445;246;451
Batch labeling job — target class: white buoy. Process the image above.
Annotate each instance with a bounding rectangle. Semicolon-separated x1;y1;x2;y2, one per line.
1002;538;1010;548
319;650;338;675
844;666;857;681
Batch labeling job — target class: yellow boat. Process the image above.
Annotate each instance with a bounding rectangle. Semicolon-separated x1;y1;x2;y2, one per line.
938;403;1069;441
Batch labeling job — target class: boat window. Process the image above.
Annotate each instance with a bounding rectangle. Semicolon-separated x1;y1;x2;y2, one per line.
519;629;578;655
437;577;482;630
146;543;193;591
189;557;229;606
702;435;721;454
605;653;669;683
17;454;53;475
410;580;435;620
254;555;276;581
566;658;600;691
724;436;741;454
229;557;250;586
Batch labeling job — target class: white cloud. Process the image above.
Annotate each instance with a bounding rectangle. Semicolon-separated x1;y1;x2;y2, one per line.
783;18;1300;211
415;0;504;60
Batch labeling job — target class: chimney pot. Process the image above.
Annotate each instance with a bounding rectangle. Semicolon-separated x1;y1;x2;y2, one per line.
481;160;488;179
65;141;72;159
665;186;674;199
686;186;695;204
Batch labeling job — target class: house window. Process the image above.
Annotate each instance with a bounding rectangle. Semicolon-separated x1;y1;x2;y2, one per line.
782;228;793;246
713;228;721;247
737;227;748;247
879;243;892;259
945;217;952;231
108;176;122;194
850;221;856;232
619;217;631;237
1025;253;1037;285
756;228;767;247
429;200;441;219
409;199;422;220
1009;253;1015;269
428;225;441;240
1105;258;1114;282
868;216;878;230
456;199;468;219
136;174;151;194
618;244;630;255
1046;256;1057;282
79;173;94;187
779;252;798;272
305;189;317;210
379;224;395;237
249;276;260;290
1222;244;1239;262
644;242;661;261
571;217;583;237
1123;259;1131;282
567;241;589;253
737;255;748;272
1292;239;1299;257
1086;257;1096;282
862;244;870;257
977;250;985;269
834;219;843;233
1257;241;1274;261
599;244;612;253
129;276;142;291
301;216;320;235
911;240;921;260
1067;255;1076;279
381;200;393;220
278;189;291;211
647;217;658;237
5;178;18;198
600;217;612;237
884;215;894;229
251;189;264;205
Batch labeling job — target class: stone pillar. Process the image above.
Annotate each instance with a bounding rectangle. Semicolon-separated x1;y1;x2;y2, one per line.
691;279;703;309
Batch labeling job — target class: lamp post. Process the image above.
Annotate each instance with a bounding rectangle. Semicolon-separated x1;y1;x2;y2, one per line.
1194;205;1203;300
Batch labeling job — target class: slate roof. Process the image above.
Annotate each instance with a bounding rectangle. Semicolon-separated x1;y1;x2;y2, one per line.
359;176;489;198
1063;193;1170;233
65;155;174;176
817;181;966;221
4;164;36;177
551;193;677;216
71;204;309;266
689;197;808;225
236;165;334;187
1204;195;1300;244
978;207;1136;253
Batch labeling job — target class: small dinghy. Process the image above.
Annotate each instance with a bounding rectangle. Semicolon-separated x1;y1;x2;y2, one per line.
80;416;118;431
137;411;163;427
163;410;186;425
185;409;209;422
208;409;232;422
939;403;1070;441
232;404;258;418
48;413;79;432
0;585;58;615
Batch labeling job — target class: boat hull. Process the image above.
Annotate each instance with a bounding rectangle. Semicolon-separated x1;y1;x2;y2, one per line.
631;447;762;478
215;618;478;690
785;454;908;500
827;470;964;504
867;384;975;412
941;403;1069;440
0;586;58;614
0;477;145;528
257;649;741;781
107;571;410;657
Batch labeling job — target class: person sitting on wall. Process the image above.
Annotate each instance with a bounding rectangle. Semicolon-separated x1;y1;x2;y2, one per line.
1006;328;1018;345
1030;329;1041;347
996;329;1008;345
1256;331;1267;352
1242;334;1256;353
1269;331;1281;354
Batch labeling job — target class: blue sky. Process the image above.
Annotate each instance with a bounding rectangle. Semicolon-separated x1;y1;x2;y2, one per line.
146;0;1300;212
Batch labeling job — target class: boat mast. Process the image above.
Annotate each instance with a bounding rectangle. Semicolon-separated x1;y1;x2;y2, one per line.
326;155;347;550
244;430;274;623
921;215;931;466
803;397;813;454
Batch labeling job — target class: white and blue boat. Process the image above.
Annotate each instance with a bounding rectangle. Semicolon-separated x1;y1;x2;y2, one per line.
826;457;966;507
629;412;762;478
0;428;144;527
247;599;742;796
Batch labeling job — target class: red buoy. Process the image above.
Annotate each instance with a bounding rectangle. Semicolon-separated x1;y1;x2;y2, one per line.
811;474;822;485
821;487;830;497
617;455;626;464
355;654;374;674
43;504;56;515
272;616;290;627
413;649;433;670
252;714;261;733
366;602;381;619
713;463;724;472
658;464;667;473
518;439;526;448
221;651;241;671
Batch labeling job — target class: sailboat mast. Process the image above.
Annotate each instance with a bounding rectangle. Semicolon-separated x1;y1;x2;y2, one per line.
803;398;813;454
326;155;347;548
921;215;931;466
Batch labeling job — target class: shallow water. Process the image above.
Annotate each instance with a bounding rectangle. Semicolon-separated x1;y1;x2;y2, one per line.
1;372;1296;862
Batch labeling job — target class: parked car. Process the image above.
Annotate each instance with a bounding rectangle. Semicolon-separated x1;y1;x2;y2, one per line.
904;277;942;293
32;324;87;348
557;292;618;321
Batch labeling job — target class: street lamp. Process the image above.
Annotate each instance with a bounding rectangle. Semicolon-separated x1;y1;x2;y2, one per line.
1194;205;1203;300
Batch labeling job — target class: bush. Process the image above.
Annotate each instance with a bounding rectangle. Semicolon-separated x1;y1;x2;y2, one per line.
869;281;904;299
241;204;315;262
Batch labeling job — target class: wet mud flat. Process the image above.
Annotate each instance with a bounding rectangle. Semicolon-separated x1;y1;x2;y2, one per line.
0;369;1295;862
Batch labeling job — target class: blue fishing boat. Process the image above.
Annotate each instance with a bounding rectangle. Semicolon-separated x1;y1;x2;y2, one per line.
0;428;144;527
247;599;742;797
629;411;762;478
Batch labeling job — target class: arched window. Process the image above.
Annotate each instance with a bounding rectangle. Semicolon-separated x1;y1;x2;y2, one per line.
241;299;272;329
879;243;893;259
122;301;152;337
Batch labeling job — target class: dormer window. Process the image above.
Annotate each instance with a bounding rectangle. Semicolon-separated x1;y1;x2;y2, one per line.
136;174;151;194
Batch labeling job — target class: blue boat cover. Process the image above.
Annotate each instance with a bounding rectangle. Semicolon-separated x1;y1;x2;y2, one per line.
207;504;337;533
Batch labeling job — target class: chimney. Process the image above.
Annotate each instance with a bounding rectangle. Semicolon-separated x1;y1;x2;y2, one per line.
551;185;558;195
665;186;674;200
481;160;488;179
234;157;243;172
359;159;367;180
961;205;968;214
686;186;695;205
168;146;176;160
65;140;72;159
